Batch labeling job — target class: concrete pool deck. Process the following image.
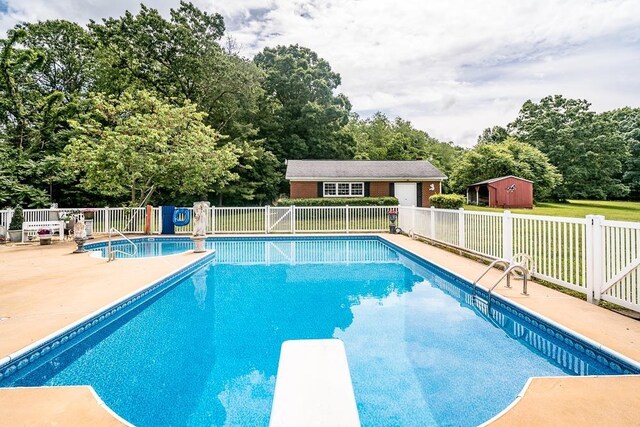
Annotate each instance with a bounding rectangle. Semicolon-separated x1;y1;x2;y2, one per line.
0;234;639;426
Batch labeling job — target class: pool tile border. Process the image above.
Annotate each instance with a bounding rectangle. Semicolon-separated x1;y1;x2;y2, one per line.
0;250;216;384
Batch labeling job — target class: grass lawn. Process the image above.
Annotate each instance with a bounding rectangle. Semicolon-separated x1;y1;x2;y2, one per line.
464;200;640;222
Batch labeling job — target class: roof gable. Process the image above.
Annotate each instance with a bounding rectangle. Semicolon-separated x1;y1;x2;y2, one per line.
468;175;534;186
285;160;447;180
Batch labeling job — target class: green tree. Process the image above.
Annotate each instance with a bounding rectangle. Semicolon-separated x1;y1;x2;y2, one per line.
0;142;49;206
254;44;353;162
90;3;276;204
604;108;640;200
346;112;463;181
0;20;102;207
89;2;224;100
477;126;509;144
449;137;561;201
509;95;629;200
63;91;240;205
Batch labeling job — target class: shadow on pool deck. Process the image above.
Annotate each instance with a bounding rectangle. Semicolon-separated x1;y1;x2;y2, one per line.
1;234;639;426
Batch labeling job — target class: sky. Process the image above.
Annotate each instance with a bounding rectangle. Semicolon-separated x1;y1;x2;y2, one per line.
1;0;639;147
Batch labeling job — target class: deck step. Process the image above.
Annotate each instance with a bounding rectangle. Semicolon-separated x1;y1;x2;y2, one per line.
269;339;361;427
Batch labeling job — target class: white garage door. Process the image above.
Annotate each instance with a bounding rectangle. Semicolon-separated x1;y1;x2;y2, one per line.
394;183;417;206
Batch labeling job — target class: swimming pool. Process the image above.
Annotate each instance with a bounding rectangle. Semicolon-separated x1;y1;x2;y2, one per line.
2;237;638;426
86;237;196;258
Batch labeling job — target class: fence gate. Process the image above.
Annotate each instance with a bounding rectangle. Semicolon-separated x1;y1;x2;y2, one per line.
267;207;294;233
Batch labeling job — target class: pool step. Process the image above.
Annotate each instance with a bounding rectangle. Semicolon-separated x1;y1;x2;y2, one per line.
473;295;490;316
269;339;361;427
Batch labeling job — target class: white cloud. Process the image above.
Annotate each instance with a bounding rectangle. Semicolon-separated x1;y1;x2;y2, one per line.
2;0;639;146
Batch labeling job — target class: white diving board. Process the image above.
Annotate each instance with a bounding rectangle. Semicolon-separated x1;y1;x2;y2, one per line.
269;339;361;427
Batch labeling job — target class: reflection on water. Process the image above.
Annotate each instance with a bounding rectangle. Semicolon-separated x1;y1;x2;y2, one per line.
191;267;208;310
95;237;398;264
6;239;623;427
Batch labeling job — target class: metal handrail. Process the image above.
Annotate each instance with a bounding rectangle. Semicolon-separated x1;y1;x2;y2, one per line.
471;258;511;300
471;256;531;315
487;264;529;297
107;227;138;261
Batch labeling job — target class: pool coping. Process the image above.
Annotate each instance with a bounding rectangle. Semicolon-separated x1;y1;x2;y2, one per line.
0;249;216;382
2;385;134;427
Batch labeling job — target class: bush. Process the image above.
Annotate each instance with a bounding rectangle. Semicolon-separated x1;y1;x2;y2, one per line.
277;197;398;207
9;205;23;230
429;194;465;209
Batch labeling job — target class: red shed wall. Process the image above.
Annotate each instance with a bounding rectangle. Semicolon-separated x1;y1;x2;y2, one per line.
488;177;533;208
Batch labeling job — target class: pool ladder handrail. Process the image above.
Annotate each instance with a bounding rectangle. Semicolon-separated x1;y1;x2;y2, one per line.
471;255;532;313
107;227;138;261
471;258;511;301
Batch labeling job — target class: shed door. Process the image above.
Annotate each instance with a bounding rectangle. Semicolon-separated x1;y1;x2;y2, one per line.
394;183;417;206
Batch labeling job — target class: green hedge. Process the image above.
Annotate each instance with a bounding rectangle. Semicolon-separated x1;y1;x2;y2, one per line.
9;206;23;230
277;197;398;207
429;194;465;209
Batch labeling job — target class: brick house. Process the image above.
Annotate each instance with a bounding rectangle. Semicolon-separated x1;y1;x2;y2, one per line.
285;160;447;207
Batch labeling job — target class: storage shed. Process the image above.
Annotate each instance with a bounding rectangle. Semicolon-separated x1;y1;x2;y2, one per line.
466;176;533;209
285;160;447;207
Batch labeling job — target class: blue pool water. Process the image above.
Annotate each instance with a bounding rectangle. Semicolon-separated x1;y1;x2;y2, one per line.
3;238;633;426
88;238;195;258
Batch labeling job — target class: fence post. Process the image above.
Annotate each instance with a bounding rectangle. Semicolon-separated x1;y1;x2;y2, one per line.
265;205;270;234
105;207;111;233
411;206;417;234
210;206;215;234
458;208;465;249
291;205;296;234
346;205;350;233
586;215;605;303
502;210;513;260
430;206;435;240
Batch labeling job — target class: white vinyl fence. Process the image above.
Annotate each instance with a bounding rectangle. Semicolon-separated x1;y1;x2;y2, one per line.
2;205;638;313
398;206;640;312
0;206;390;236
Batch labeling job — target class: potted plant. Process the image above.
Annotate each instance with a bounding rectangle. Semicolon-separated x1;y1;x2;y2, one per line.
8;206;23;242
82;208;95;220
37;228;52;245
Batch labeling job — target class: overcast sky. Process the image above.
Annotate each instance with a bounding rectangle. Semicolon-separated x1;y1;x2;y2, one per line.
2;0;639;146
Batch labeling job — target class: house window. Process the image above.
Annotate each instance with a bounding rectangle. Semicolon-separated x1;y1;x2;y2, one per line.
323;182;365;197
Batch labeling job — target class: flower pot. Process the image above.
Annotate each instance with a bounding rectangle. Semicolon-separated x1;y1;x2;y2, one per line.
8;230;22;242
40;237;52;245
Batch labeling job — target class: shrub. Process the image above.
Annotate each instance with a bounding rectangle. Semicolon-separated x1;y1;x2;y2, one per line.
276;197;398;207
429;194;465;209
9;206;23;230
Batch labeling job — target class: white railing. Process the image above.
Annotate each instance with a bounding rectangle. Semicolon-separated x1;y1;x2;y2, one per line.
0;210;12;229
2;204;638;312
598;219;640;311
398;206;640;313
0;206;390;235
1;207;161;234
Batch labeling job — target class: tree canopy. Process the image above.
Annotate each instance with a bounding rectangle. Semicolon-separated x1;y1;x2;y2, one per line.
344;112;463;184
0;2;639;208
64;91;239;205
449;137;561;201
254;44;353;162
509;95;629;200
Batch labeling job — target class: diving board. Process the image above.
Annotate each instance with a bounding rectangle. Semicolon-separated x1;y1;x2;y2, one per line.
269;339;360;427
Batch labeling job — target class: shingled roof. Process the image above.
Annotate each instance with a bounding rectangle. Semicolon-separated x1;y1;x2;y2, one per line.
469;175;534;186
285;160;447;180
